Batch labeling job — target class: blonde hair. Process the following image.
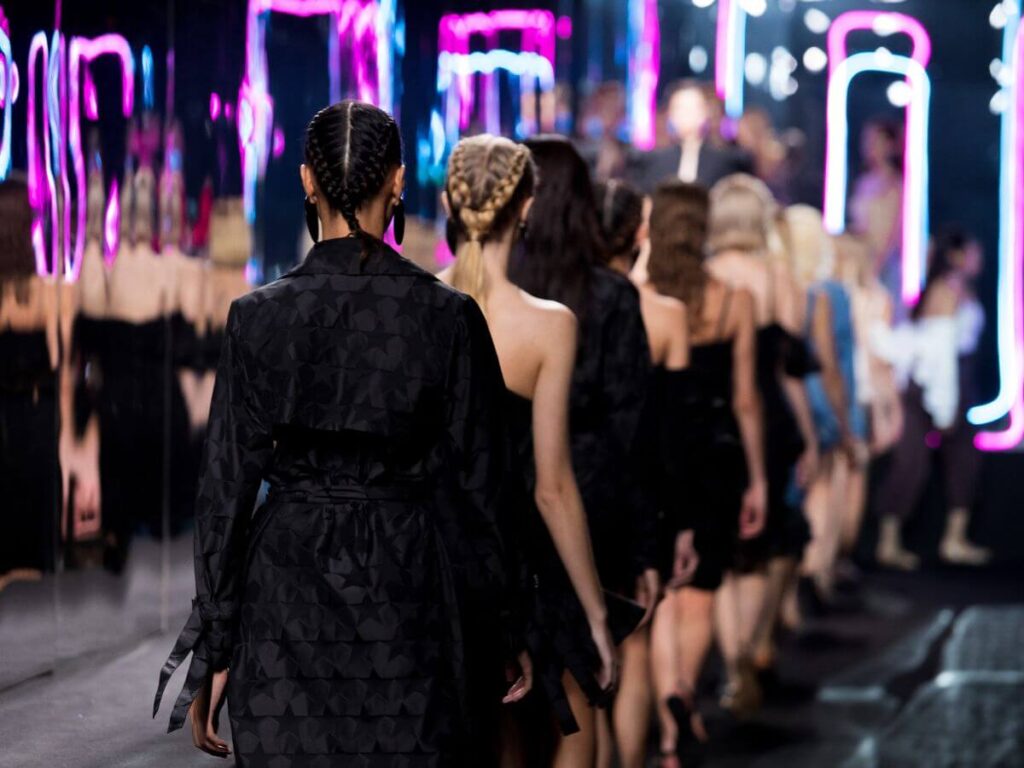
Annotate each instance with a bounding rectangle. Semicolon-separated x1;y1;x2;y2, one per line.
445;135;534;310
707;173;776;255
782;204;835;286
209;198;252;267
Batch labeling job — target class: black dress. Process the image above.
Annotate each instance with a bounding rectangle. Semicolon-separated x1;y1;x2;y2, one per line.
74;314;191;567
504;390;602;737
681;293;748;591
0;329;57;574
741;323;811;569
155;237;521;767
568;268;654;594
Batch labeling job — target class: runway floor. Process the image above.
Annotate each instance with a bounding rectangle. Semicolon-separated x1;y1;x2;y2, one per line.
1;565;1022;768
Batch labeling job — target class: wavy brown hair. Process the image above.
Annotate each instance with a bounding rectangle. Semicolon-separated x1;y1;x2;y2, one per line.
0;177;37;304
647;180;711;332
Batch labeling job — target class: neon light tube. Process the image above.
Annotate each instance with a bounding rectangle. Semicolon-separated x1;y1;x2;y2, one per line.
715;0;746;119
975;19;1024;449
68;35;134;279
0;22;14;180
240;0;393;223
823;51;930;307
827;11;931;78
970;5;1023;429
627;0;659;151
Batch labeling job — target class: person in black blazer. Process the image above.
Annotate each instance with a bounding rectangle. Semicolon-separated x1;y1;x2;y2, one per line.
630;80;753;194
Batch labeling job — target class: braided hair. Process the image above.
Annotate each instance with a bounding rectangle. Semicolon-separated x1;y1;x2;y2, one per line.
593;179;644;266
444;135;535;310
304;100;402;240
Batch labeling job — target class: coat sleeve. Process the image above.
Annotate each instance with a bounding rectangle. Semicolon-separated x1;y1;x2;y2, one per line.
154;301;273;732
602;283;657;577
443;297;525;658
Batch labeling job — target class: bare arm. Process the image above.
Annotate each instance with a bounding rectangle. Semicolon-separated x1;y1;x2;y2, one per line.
731;289;765;487
665;300;689;371
811;289;852;440
532;308;608;628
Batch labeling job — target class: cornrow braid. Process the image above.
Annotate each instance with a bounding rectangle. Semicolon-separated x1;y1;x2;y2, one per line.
303;100;402;243
444;135;535;311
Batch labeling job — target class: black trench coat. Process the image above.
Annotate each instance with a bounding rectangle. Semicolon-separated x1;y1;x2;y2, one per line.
155;235;521;767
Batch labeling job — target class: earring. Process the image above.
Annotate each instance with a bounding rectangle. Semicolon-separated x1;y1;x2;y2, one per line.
304;196;319;243
392;199;406;246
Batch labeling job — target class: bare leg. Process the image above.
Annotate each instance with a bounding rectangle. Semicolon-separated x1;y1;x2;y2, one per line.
841;463;868;555
651;593;681;757
612;627;653;768
595;708;614;768
715;573;764;715
801;452;846;590
498;709;527;768
749;556;798;668
552;670;597;768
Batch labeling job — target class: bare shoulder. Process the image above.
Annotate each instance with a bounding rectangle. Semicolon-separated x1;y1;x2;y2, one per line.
521;291;576;326
922;279;958;317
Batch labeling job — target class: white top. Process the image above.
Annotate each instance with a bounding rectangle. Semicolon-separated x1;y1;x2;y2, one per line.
677;139;701;184
956;297;985;356
871;316;958;429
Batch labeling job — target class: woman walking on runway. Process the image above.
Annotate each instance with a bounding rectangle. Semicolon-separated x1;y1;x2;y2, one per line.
439;134;616;767
154;101;529;766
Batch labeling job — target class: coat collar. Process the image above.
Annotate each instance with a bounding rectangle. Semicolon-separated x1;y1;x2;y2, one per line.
288;235;422;277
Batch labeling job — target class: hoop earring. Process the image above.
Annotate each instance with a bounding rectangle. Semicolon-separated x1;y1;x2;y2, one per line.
392;199;406;246
304;196;319;243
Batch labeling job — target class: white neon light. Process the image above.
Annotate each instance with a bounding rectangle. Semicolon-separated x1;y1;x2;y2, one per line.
824;53;930;308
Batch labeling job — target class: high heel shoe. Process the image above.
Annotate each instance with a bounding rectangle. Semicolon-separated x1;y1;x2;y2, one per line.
720;655;763;718
665;686;709;763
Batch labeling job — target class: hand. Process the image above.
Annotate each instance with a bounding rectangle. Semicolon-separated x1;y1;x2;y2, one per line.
190;669;230;758
668;530;699;590
739;481;766;540
843;437;869;468
60;435;102;540
590;620;618;693
634;568;661;627
502;650;533;704
795;444;819;489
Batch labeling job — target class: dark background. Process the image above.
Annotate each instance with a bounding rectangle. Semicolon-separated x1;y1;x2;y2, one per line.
2;0;1007;401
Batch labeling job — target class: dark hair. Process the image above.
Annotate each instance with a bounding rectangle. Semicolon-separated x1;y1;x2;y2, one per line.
648;180;711;332
864;118;903;172
508;135;600;317
303;100;402;237
0;177;36;298
593;179;643;266
914;226;977;319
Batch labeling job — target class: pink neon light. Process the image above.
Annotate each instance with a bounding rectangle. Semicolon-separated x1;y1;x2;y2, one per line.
68;35;134;279
556;15;573;41
104;179;119;262
209;91;222;121
435;238;453;267
629;0;660;151
977;22;1024;451
272;126;285;159
828;11;932;78
438;9;559;133
240;0;388;221
27;32;58;276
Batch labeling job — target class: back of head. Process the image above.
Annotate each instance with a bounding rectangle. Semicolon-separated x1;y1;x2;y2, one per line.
593;179;644;266
783;204;834;286
648;180;710;325
509;135;600;318
708;173;775;255
0;177;36;284
304;100;402;240
209;198;252;268
444;134;535;309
